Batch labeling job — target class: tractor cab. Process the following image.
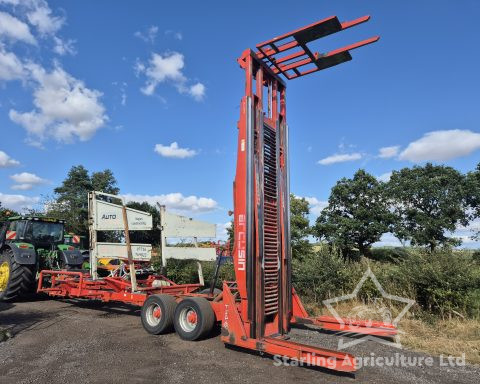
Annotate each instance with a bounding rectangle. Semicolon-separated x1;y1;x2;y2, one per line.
1;216;65;250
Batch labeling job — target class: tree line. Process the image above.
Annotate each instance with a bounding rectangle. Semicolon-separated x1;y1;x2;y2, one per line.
291;162;480;260
2;162;479;258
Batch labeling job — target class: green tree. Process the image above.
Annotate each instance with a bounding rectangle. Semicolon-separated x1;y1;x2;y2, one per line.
387;163;469;251
0;202;18;222
91;169;120;195
290;194;313;260
47;165;119;236
313;170;392;260
466;162;480;239
126;201;161;246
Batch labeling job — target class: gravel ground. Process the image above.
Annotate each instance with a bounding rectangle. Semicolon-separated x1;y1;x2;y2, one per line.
0;296;478;384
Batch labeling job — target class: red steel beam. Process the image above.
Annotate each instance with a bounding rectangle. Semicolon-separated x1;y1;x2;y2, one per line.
301;316;398;338
274;49;306;65
255;15;378;80
270;35;379;76
323;35;380;58
256;15;338;49
340;15;371;29
264;337;357;372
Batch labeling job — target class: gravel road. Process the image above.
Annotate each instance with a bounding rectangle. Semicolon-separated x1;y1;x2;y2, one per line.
0;297;478;384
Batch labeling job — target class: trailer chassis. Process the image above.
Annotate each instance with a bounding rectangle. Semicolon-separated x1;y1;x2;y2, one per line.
37;14;395;375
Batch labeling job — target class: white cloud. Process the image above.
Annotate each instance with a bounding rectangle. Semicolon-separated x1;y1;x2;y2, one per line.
134;25;158;43
189;82;205;101
373;222;480;249
123;193;218;214
377;172;392;182
165;30;182;40
136;51;206;101
0;192;40;211
25;1;75;56
10;184;34;191
456;219;480;245
53;36;76;56
0;0;74;57
0;150;20;167
317;152;362;165
119;81;127;106
0;46;26;81
464;219;480;233
26;1;64;36
133;60;145;75
378;146;400;159
217;221;232;240
0;11;36;44
373;232;403;247
9;63;107;143
154;142;197;159
10;172;45;184
399;129;480;162
304;196;328;216
10;171;48;190
0;2;89;145
141;52;185;91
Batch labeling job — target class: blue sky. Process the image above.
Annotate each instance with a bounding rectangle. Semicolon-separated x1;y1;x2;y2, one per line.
0;0;479;246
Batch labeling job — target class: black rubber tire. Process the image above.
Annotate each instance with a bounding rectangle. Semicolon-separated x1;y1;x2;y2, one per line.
173;297;215;341
141;294;177;335
0;248;35;301
200;288;222;296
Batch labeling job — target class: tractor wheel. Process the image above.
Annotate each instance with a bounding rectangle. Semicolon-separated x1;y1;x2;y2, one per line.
0;248;35;301
174;297;215;341
141;294;177;335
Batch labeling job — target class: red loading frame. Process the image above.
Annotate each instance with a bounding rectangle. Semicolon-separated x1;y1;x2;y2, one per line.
37;15;395;375
37;270;202;306
223;14;393;372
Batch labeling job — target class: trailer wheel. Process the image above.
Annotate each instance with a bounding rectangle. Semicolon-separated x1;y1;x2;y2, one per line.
174;297;215;341
141;294;177;335
0;248;35;301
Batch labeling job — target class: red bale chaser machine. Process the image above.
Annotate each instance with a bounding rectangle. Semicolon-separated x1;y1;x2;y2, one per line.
38;14;396;374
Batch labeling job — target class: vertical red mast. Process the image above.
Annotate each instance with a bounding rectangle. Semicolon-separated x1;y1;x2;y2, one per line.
231;15;379;341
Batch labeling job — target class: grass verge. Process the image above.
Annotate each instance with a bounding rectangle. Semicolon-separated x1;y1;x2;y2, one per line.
306;300;480;365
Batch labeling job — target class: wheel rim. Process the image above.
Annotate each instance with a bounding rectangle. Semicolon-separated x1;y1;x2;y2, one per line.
0;262;10;292
178;306;198;333
145;303;162;326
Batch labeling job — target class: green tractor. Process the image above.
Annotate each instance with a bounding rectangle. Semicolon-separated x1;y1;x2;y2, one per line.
0;216;84;301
